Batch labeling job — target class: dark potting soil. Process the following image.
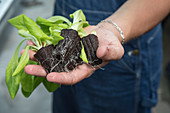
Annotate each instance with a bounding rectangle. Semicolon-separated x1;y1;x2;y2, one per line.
34;29;102;73
81;34;102;66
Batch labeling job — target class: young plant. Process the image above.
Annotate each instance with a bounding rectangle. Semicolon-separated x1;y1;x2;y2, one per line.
6;9;101;99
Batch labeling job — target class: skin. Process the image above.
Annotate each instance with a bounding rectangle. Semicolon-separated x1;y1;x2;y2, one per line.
23;0;170;85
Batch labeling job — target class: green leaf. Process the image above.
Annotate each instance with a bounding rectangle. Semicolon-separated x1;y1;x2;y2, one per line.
47;16;72;26
36;16;71;26
21;88;32;98
23;15;52;41
18;30;41;50
8;14;27;31
36;16;71;39
18;30;33;39
20;60;44;98
58;24;69;29
39;25;51;36
90;30;97;35
36;16;71;34
70;9;86;24
6;39;26;75
12;45;30;76
70;10;89;37
70;21;89;31
43;78;60;92
80;41;88;63
6;39;26;99
36;16;56;26
49;26;64;45
18;30;38;45
21;60;44;93
8;15;43;49
77;28;88;37
6;70;23;99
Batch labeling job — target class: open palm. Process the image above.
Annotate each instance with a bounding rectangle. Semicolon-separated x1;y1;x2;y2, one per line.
23;25;124;85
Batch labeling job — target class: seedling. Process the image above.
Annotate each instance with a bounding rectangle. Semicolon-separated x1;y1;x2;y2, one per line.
6;10;102;99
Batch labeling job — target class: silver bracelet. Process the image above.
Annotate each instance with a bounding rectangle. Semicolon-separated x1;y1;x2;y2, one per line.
101;20;125;44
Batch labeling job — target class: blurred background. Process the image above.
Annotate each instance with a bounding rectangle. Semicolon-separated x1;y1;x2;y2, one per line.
0;0;54;113
0;0;169;113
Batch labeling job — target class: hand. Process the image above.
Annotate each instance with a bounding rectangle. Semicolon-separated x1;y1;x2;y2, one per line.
23;25;124;85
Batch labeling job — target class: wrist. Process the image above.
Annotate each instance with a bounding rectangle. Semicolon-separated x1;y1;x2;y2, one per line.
97;21;124;44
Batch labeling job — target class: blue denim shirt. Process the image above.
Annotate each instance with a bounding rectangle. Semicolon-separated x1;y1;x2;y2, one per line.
53;0;162;113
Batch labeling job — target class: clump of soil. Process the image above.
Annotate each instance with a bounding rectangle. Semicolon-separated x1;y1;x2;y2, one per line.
34;29;102;73
81;34;102;66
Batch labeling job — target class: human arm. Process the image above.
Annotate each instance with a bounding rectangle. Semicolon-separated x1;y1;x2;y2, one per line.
24;0;170;85
99;0;170;43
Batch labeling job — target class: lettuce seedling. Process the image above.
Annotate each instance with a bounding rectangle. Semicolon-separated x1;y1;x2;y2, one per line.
6;9;101;99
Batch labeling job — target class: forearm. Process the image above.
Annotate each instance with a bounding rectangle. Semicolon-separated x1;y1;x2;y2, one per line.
99;0;170;43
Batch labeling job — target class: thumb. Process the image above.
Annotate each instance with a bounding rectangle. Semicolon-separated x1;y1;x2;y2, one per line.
97;45;124;61
96;46;108;59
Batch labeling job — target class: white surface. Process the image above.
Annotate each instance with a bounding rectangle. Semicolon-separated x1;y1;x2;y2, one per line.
0;0;14;21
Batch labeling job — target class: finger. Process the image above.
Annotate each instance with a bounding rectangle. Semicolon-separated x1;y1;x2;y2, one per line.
21;49;37;61
46;64;95;85
24;65;47;77
27;40;35;46
97;44;124;61
96;46;108;59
